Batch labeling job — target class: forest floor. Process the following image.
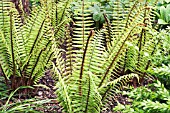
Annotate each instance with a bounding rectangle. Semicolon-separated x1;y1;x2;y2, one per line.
33;70;63;113
0;69;62;113
0;69;149;113
33;70;131;113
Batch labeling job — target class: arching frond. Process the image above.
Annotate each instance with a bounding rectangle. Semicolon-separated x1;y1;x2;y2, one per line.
52;0;161;112
0;1;14;78
0;0;57;90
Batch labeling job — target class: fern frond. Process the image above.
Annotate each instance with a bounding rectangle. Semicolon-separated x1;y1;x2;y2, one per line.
0;0;57;87
57;0;71;24
54;65;73;113
12;8;27;67
0;1;13;78
0;30;12;78
65;25;73;77
72;1;94;49
84;72;102;113
100;73;139;112
98;0;158;87
53;0;161;112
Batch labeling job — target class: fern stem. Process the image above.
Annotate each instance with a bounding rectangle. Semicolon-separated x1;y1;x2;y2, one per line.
79;30;93;96
44;51;54;69
10;12;16;78
30;40;51;78
23;19;45;72
141;38;161;84
2;1;5;31
0;64;8;86
59;0;70;23
103;13;111;45
55;0;58;24
44;42;53;69
29;19;45;55
137;1;147;63
122;48;128;74
30;49;44;79
101;86;111;101
85;74;91;113
125;1;138;28
66;26;73;76
98;25;137;88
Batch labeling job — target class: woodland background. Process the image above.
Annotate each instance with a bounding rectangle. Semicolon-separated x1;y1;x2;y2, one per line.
0;0;170;113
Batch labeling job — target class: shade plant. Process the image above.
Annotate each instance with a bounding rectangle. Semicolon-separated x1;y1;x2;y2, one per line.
0;0;70;94
53;0;162;112
113;80;170;113
149;28;170;89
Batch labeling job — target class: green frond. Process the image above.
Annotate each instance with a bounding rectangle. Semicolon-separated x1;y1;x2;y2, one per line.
83;30;106;85
0;0;57;89
26;20;54;81
72;1;94;50
12;8;27;66
65;26;73;77
24;6;46;55
57;0;71;24
54;29;106;112
52;0;161;112
100;73;139;112
54;65;73;113
40;0;72;50
0;1;13;78
0;30;12;78
124;41;138;72
52;44;66;77
98;0;159;87
84;72;102;113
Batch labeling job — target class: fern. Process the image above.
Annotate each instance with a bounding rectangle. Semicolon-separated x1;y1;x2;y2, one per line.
0;0;60;92
53;0;162;112
0;0;13;79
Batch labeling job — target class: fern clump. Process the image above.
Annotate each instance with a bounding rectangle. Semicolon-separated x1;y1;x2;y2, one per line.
0;0;62;93
53;0;162;112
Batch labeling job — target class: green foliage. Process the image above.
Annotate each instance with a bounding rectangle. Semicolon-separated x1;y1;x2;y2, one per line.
53;0;161;112
113;81;170;113
0;98;52;113
153;28;170;66
0;0;69;91
0;76;8;104
153;64;170;89
89;2;112;24
0;84;53;113
114;28;170;113
0;0;168;112
150;28;170;89
154;0;170;29
157;4;170;24
71;0;134;29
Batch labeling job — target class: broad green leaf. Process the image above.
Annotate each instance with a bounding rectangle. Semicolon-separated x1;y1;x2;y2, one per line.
94;4;100;12
160;6;166;19
93;12;102;21
158;19;168;24
100;14;105;23
166;4;170;22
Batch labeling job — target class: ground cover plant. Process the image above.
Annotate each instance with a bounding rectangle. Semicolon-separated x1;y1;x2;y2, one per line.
113;80;170;113
0;0;169;113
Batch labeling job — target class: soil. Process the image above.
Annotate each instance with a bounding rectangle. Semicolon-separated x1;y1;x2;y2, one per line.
0;68;153;113
0;69;63;113
34;70;63;113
